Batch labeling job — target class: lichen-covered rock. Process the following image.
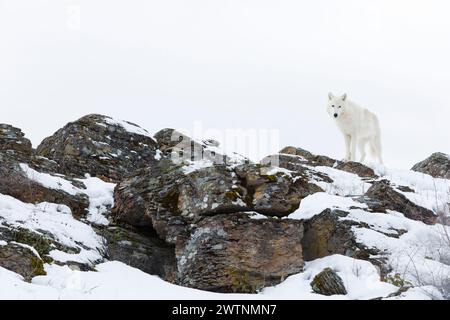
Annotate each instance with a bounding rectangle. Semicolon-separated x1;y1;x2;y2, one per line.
278;146;376;178
234;164;323;216
112;159;322;244
0;153;89;218
0;242;45;281
411;152;450;179
311;268;347;296
36;114;159;182
0;124;33;159
102;226;177;281
154;128;249;166
302;209;361;260
176;213;304;293
360;180;437;225
301;209;392;277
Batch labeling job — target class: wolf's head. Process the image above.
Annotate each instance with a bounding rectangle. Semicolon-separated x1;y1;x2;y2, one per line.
326;93;347;119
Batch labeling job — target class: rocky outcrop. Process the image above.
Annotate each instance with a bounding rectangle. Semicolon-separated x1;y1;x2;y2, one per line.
112;159;322;243
0;124;33;159
0;243;45;281
154;128;248;166
36;114;159;182
176;213;304;293
279;146;376;178
360;180;437;225
311;268;347;296
411;152;450;179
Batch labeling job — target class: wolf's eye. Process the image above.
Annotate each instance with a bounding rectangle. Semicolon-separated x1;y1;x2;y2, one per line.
338;106;342;108
332;105;335;108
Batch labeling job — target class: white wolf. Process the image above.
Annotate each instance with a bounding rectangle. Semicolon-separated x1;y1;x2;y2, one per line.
326;93;383;164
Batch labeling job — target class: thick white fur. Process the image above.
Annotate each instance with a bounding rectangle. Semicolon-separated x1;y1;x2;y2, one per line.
326;93;383;164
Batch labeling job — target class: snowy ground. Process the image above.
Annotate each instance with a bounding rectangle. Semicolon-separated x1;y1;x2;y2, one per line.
1;157;449;300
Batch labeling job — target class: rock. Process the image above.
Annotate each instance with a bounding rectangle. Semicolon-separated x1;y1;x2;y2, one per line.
0;242;45;281
0;153;89;218
301;209;362;261
176;213;304;293
360;180;437;225
278;146;376;178
36;114;159;182
301;209;392;277
411;152;450;179
334;161;377;179
279;146;337;167
311;268;347;296
112;159;322;244
154;128;249;166
234;164;323;216
0;124;33;160
102;226;177;281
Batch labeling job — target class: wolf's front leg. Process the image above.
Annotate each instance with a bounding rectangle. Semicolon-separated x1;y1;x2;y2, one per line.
343;134;351;161
349;135;357;161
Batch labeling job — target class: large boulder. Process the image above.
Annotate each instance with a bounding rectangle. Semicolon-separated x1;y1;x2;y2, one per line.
360;180;437;225
36;114;159;182
112;159;322;243
411;152;450;179
176;213;304;293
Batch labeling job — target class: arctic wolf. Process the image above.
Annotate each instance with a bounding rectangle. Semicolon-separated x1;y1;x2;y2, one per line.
327;93;383;164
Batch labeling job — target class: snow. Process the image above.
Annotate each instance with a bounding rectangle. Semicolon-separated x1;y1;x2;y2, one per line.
287;192;366;220
154;149;162;160
0;194;104;265
0;255;397;300
20;163;80;196
103;117;153;138
182;159;215;174
78;176;115;226
367;162;450;215
309;165;372;196
19;165;115;226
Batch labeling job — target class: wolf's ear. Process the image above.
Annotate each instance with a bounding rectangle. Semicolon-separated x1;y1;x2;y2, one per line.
328;92;334;100
341;93;347;101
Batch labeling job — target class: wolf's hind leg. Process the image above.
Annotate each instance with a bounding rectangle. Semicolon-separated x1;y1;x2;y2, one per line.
358;138;368;163
369;135;383;165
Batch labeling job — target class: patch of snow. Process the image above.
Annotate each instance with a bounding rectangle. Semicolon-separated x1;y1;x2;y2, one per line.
154;149;162;161
309;166;371;196
246;212;269;220
182;159;215;174
367;162;450;214
287;192;366;220
20;164;80;196
77;177;115;226
0;240;7;246
103;117;153;138
0;194;104;265
11;241;41;258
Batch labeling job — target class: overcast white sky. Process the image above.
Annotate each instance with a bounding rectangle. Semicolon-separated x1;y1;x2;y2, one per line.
1;0;449;168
